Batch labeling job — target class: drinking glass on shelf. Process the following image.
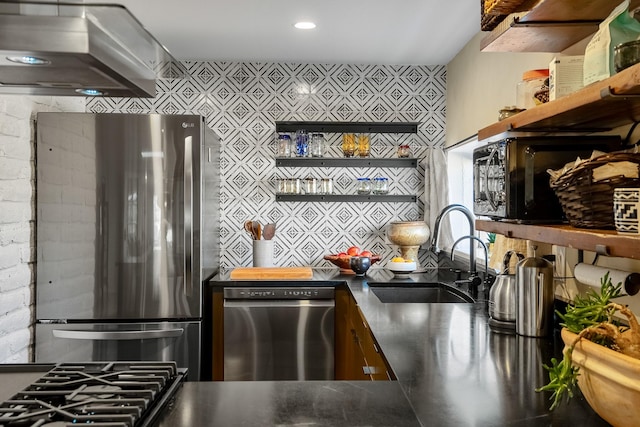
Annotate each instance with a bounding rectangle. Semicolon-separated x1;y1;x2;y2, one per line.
285;178;301;194
277;178;287;194
342;133;356;157
372;177;389;194
311;133;326;157
357;177;371;194
277;134;291;157
303;177;318;194
320;178;333;194
295;130;309;157
397;144;411;158
357;133;370;157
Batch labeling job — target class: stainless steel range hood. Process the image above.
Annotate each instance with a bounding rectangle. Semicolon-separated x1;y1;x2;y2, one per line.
0;1;187;97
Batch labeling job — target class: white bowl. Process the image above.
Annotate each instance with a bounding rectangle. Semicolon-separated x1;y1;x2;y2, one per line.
386;261;417;272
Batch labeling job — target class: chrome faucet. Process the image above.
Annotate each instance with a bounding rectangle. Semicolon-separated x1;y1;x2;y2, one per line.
451;235;488;279
451;235;489;299
430;204;476;271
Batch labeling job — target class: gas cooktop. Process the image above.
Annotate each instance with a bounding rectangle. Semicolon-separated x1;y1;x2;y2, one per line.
0;361;186;427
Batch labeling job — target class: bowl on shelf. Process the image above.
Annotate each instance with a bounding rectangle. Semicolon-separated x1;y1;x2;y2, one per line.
324;254;381;274
561;328;640;427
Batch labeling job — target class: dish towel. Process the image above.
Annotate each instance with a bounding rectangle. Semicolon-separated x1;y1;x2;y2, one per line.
422;147;453;250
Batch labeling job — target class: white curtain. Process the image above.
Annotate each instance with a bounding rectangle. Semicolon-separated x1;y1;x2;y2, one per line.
422;147;453;250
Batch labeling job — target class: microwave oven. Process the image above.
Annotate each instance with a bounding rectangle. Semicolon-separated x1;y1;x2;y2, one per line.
473;136;623;222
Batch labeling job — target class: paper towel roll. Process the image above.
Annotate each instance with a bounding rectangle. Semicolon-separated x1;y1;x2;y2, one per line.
574;263;640;296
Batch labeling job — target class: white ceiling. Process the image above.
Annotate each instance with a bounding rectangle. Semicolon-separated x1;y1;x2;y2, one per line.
88;0;481;65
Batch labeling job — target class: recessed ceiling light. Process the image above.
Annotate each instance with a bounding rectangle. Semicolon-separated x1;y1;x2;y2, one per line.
294;21;316;30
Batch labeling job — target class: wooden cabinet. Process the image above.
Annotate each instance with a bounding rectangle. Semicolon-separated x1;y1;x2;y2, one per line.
335;288;394;381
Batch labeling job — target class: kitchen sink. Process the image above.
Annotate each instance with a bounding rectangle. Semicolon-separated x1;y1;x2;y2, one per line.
368;283;474;304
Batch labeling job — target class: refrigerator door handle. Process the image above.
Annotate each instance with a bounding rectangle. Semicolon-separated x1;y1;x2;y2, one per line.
52;328;185;341
184;135;193;297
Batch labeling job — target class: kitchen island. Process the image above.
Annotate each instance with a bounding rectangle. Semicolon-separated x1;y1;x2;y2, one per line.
158;268;609;427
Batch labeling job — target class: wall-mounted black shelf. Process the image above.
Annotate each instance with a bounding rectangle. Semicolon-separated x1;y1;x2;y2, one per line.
275;121;419;134
275;157;418;168
276;194;417;203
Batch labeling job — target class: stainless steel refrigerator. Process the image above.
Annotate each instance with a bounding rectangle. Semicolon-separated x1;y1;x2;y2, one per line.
34;113;220;380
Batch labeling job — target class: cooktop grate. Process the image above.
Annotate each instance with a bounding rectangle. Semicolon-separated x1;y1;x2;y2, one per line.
0;362;182;427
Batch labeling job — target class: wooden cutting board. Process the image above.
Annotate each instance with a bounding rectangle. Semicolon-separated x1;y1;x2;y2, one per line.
229;267;313;280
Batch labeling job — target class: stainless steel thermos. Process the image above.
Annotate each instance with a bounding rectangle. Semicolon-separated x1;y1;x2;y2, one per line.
515;256;554;337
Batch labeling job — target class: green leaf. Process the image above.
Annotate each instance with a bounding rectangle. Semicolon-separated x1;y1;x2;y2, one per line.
536;350;579;410
537;272;622;410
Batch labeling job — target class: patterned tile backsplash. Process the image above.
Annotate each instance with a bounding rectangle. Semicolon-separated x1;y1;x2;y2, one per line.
87;62;446;270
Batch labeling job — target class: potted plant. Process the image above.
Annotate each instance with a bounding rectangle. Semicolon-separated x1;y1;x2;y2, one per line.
537;273;640;427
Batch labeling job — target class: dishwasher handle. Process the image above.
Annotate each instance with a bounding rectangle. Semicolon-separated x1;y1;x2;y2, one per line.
224;300;335;308
52;328;184;341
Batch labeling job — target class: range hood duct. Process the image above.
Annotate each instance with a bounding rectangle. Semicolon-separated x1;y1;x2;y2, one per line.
0;1;187;97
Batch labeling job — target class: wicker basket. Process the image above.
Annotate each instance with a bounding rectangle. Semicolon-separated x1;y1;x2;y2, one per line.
484;0;527;15
549;152;640;229
481;0;507;31
480;0;542;31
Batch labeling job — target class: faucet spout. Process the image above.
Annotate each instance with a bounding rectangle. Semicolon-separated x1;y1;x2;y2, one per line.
430;204;476;261
451;235;488;277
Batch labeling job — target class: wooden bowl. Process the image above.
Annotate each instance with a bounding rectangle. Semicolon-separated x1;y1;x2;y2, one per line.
561;328;640;427
324;254;381;273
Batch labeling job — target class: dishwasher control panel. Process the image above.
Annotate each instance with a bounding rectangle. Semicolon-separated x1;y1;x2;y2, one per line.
223;287;335;300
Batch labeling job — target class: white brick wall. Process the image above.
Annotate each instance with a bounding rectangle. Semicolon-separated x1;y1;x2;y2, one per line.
0;95;84;363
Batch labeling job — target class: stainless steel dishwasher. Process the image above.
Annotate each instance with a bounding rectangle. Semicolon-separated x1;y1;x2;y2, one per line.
223;287;335;381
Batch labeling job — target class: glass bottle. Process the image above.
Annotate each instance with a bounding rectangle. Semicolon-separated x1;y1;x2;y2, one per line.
357;177;371;195
342;133;356;157
357;133;370;157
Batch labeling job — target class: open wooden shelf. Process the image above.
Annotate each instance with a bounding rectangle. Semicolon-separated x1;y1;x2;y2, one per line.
481;0;640;52
476;219;640;260
478;62;640;141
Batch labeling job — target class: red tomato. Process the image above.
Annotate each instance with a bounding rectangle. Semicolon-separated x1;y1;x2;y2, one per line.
360;250;372;257
337;252;348;257
347;246;360;256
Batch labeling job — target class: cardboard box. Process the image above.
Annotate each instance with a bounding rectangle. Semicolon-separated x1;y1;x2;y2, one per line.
549;56;584;101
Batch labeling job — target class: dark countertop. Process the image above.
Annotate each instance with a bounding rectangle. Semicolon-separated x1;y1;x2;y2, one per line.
166;267;609;426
